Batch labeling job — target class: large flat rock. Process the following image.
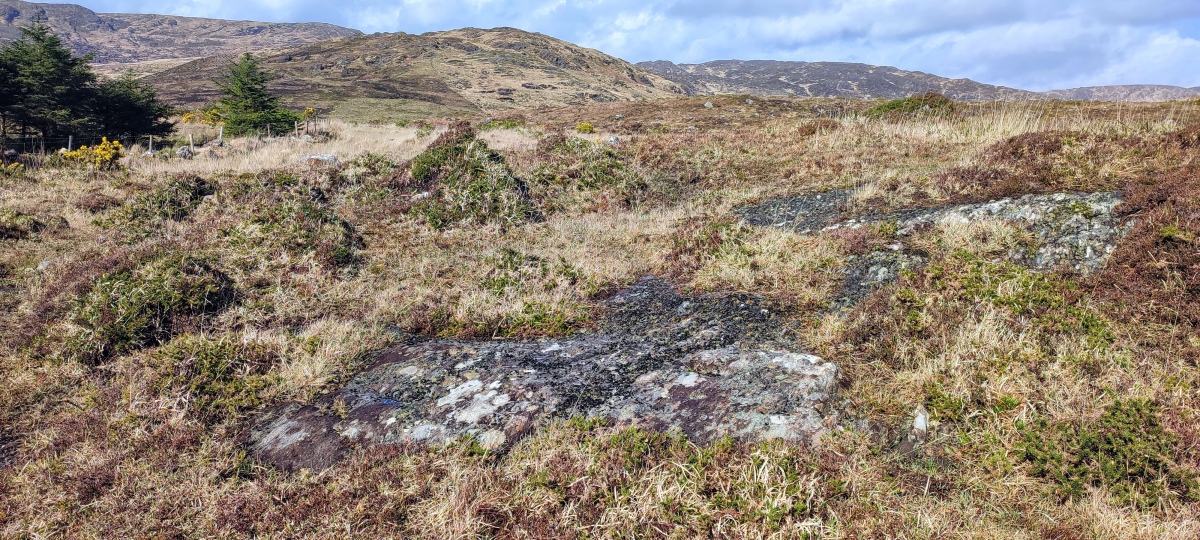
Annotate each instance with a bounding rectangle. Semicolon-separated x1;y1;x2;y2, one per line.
249;277;840;471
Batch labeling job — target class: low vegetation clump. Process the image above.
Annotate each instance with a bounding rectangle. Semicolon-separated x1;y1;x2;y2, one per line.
94;175;216;239
151;334;279;423
865;91;956;119
64;254;235;364
0;208;43;239
574;121;596;134
1019;399;1200;509
406;124;536;229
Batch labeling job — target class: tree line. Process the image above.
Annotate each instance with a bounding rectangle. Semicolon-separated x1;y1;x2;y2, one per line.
1;21;303;148
0;22;174;144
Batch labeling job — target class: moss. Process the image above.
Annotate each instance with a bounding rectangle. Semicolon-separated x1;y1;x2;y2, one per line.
95;175;216;240
1019;399;1200;509
0;208;44;240
151;335;278;422
65;255;235;364
866;92;956;119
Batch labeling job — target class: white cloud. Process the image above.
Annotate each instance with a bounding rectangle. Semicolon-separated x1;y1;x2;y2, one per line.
54;0;1200;88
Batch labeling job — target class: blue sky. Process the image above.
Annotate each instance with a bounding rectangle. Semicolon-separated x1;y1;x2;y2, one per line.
64;0;1200;91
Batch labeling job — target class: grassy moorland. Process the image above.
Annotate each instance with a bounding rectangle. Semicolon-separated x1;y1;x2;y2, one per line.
1;95;1199;538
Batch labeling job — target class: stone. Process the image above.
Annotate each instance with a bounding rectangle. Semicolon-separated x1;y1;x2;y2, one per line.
176;146;194;159
248;276;842;471
739;190;1133;306
300;154;338;167
614;114;625;120
607;136;620;145
704;102;714;108
36;260;53;272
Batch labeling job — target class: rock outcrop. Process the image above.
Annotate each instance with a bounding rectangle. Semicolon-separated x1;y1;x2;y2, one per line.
250;276;840;471
741;191;1132;307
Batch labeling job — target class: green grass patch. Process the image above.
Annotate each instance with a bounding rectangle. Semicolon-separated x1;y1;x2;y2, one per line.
1019;398;1200;509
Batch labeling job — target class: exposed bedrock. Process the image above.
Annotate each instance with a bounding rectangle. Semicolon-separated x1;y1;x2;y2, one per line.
249;276;840;471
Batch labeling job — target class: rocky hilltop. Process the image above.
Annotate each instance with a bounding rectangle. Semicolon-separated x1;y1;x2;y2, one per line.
0;0;360;63
638;59;1042;102
1043;85;1200;102
145;28;685;119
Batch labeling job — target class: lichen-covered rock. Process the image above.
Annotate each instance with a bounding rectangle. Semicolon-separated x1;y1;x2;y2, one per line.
742;191;1132;307
249;276;841;471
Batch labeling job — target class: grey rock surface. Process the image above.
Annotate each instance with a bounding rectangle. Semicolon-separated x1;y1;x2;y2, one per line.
300;153;338;167
741;190;1131;306
249;276;840;471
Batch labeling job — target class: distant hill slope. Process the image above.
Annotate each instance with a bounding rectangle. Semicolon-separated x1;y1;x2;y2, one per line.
638;60;1041;101
1043;85;1200;102
146;28;686;121
0;0;361;63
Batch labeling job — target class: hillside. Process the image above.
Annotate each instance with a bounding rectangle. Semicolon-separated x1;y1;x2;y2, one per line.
0;0;361;63
638;59;1042;101
145;28;686;121
1044;85;1200;102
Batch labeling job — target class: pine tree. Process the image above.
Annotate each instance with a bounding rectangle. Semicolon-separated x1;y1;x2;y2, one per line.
0;22;95;139
92;72;175;141
215;53;299;137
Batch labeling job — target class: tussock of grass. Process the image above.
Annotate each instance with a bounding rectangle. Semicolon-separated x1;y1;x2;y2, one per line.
865;92;956;119
0;208;43;240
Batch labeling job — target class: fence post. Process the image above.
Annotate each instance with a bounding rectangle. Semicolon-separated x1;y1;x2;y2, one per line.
67;135;72;152
149;135;153;153
218;125;223;143
189;133;194;152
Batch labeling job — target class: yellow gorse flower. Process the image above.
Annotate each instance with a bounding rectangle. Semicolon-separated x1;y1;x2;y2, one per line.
61;137;125;170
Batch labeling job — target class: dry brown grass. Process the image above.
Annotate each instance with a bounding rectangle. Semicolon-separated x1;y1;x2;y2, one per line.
2;98;1200;538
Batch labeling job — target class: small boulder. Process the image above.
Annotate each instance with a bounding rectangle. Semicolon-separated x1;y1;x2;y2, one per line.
176;146;194;159
301;154;338;167
607;135;620;145
704;102;714;109
36;260;53;272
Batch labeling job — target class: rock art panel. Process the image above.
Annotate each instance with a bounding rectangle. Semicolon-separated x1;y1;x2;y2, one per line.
249;276;840;471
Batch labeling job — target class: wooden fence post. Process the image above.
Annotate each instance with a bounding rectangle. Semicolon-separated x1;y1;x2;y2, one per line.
67;135;72;152
189;133;194;152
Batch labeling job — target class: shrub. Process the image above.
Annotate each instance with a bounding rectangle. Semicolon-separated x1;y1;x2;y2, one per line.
0;162;24;178
152;335;278;422
1019;399;1200;509
405;124;535;230
57;137;125;170
220;174;362;270
95;175;216;239
0;208;43;239
65;255;235;364
865;92;956;119
575;122;596;134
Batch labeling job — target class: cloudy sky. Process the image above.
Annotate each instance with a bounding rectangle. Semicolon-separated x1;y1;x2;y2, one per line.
68;0;1200;91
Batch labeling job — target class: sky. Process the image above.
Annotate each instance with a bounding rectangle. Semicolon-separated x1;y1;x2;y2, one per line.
61;0;1200;91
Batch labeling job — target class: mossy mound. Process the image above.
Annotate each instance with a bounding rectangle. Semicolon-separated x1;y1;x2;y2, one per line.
152;335;278;423
0;208;44;240
95;175;216;240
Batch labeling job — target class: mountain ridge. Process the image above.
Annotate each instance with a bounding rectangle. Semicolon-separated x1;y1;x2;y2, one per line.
0;0;361;63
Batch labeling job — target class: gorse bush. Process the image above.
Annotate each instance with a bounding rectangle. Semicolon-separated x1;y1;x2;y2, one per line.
58;138;125;170
575;122;596;134
65;255;235;364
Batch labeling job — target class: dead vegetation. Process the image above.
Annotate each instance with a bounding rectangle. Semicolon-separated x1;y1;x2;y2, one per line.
1;98;1200;538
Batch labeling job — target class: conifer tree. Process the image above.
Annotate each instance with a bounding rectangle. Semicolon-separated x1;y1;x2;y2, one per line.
214;53;299;137
0;22;95;138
